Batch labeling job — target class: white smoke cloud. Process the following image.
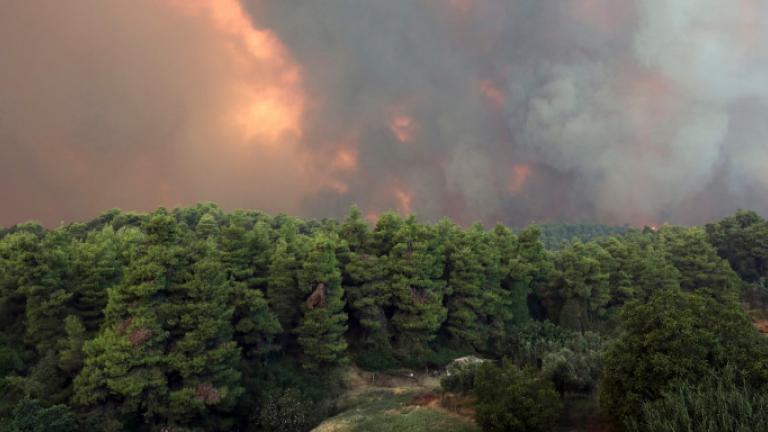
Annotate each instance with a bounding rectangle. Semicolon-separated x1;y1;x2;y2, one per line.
506;0;768;222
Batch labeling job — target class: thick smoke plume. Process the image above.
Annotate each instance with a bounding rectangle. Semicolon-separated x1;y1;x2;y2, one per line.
1;0;767;227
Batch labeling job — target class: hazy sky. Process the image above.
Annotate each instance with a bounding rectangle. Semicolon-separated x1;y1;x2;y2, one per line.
2;0;767;227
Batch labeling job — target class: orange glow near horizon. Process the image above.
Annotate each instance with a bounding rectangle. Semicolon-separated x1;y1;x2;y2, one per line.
447;0;473;13
168;0;304;144
331;146;359;172
509;164;532;195
571;0;630;33
389;113;418;144
365;211;380;224
481;79;505;108
393;183;414;215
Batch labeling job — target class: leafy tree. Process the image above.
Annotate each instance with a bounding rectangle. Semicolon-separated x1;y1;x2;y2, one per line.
541;342;602;395
440;359;485;395
474;362;562;432
601;287;768;426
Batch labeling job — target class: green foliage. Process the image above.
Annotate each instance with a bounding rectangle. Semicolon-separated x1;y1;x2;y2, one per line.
544;240;610;333
660;226;741;301
441;360;484;395
296;234;348;369
0;398;76;432
73;215;243;430
387;218;448;358
3;204;768;430
601;287;768;426
537;224;631;250
706;210;768;284
242;360;344;431
627;366;768;432
319;390;478;432
474;362;562;432
57;316;85;373
541;344;602;395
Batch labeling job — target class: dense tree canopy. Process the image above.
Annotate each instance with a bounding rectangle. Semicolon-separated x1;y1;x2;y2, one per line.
0;204;766;431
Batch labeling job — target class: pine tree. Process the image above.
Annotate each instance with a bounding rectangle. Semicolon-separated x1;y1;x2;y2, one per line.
706;210;768;283
547;240;610;333
660;227;740;301
388;218;447;358
267;238;303;333
74;214;242;431
195;213;220;239
443;224;489;349
296;234;348;369
70;226;122;334
220;217;281;358
0;229;75;355
163;239;242;430
340;206;370;254
498;225;552;328
57;315;86;374
345;251;391;351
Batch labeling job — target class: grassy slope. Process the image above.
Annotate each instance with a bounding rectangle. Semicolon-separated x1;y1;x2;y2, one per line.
313;368;478;432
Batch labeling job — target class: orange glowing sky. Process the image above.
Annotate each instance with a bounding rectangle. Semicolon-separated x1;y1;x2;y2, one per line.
2;0;766;228
168;0;304;145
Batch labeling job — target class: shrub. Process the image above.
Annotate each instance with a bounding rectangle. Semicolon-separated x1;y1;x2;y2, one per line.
626;367;768;432
474;362;562;432
258;388;317;432
542;346;602;394
0;398;77;432
500;321;601;367
601;289;768;425
441;360;484;395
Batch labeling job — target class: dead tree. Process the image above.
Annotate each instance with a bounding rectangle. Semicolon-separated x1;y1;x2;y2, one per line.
306;283;327;309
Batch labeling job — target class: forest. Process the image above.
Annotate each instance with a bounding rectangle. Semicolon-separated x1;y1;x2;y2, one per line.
1;204;767;432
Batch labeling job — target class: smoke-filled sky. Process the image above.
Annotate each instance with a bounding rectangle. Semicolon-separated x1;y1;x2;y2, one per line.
1;0;767;227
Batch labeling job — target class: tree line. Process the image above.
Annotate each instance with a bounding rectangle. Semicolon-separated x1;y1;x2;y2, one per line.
1;204;767;431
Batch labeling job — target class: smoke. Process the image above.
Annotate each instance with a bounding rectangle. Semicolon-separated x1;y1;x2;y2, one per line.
248;0;768;225
0;0;317;226
1;0;767;227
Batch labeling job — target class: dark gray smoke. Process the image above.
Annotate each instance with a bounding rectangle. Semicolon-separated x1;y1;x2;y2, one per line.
247;0;768;225
1;0;766;227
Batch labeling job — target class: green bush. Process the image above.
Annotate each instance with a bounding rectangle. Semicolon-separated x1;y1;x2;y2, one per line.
440;361;483;395
354;348;400;372
601;288;768;425
627;367;768;432
542;346;602;394
473;362;562;432
0;398;77;432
